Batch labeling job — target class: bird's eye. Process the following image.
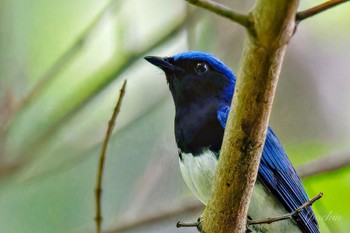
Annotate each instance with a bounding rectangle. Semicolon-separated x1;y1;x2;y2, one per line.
194;62;209;75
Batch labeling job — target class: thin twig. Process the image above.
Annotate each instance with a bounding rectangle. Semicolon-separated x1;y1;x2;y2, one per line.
296;0;350;22
185;0;250;28
95;80;127;233
102;192;323;233
248;193;323;225
16;97;170;183
73;146;345;233
177;220;200;229
103;201;203;233
298;151;350;178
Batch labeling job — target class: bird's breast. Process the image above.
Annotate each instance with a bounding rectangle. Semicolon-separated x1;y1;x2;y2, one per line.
179;151;302;233
179;150;218;204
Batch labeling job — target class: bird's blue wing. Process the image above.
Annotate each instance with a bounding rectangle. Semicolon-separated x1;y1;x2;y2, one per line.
260;129;319;233
217;107;319;233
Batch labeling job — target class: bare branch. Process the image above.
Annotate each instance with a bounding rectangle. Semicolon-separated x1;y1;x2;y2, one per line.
176;220;200;229
298;151;350;178
248;193;323;225
103;201;203;233
91;150;347;233
104;191;323;233
201;1;299;232
185;0;250;28
95;80;127;233
297;0;350;22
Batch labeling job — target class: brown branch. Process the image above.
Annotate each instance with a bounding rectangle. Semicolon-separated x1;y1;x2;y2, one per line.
103;191;323;233
298;151;350;178
200;0;299;232
103;201;203;233
185;0;250;28
176;220;200;229
296;0;350;22
248;193;323;225
95;80;127;233
71;148;345;233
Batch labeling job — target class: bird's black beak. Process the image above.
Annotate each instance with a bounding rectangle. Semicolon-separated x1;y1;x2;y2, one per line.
145;56;183;72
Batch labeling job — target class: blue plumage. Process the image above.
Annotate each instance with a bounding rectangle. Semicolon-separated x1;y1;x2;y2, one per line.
145;51;319;233
259;128;319;233
173;51;235;103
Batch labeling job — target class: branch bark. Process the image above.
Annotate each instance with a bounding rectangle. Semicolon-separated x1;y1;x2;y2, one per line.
297;0;350;22
200;1;299;232
185;0;250;28
76;149;349;233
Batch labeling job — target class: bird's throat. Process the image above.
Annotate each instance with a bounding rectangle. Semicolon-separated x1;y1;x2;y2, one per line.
174;102;224;156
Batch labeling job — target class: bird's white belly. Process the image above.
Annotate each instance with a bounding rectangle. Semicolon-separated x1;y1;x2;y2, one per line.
179;151;302;233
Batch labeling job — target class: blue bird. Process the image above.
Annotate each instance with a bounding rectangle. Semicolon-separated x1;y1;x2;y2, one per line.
145;51;319;233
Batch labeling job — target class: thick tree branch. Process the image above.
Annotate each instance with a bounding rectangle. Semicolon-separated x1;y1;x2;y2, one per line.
248;193;323;225
185;0;250;28
200;1;299;232
296;0;349;22
298;151;350;178
72;150;346;233
95;80;127;233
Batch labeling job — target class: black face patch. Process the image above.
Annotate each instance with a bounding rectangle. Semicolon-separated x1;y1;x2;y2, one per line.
164;59;231;155
166;59;229;104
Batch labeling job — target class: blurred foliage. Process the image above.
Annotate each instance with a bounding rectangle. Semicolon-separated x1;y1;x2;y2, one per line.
0;0;350;233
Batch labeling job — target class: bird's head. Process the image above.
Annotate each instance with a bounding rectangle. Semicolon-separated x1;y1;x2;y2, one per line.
145;51;236;107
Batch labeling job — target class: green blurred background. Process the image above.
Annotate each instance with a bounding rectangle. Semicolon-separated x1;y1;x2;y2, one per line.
0;0;350;232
